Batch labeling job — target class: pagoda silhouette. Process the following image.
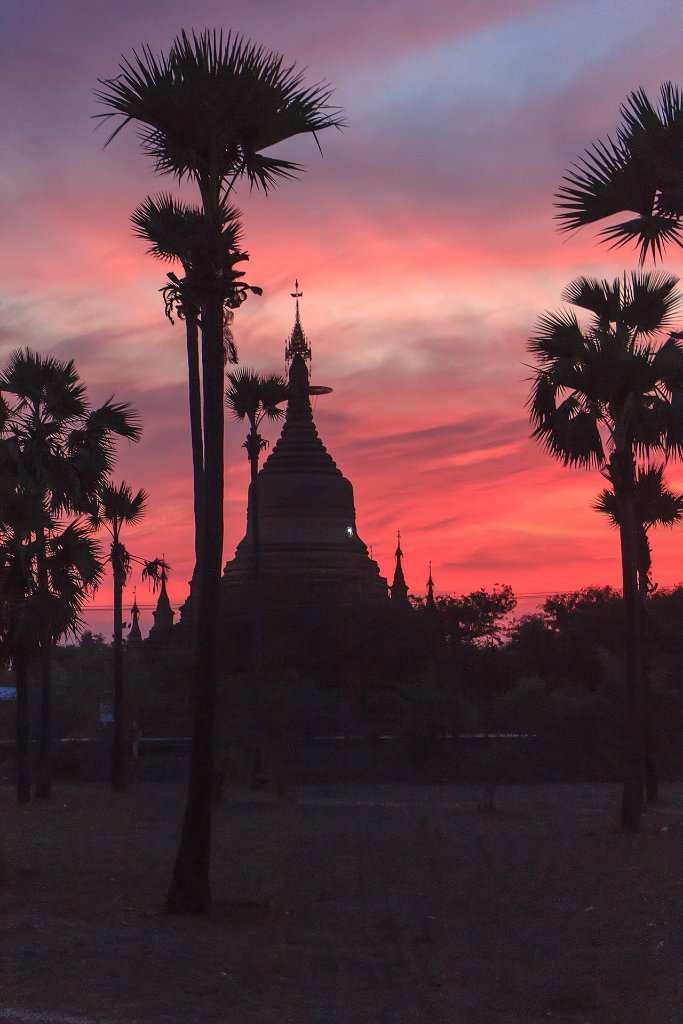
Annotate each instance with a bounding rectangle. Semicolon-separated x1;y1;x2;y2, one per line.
222;286;389;614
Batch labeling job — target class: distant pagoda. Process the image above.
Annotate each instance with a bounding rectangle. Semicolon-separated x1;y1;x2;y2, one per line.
222;284;388;613
147;565;175;643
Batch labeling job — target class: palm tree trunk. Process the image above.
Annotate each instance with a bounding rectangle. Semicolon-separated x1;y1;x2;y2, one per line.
249;440;266;787
636;530;658;803
35;526;53;799
166;295;224;914
111;551;127;793
614;460;646;831
36;639;53;799
14;645;31;803
186;309;205;604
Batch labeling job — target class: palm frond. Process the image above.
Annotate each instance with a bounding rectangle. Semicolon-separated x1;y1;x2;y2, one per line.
528;308;586;362
593;486;620;527
142;557;171;592
531;395;604;468
92;481;148;532
96;29;345;189
131;192;244;265
0;349;87;420
225;368;262;423
621;270;681;334
598;213;683;264
556;83;683;262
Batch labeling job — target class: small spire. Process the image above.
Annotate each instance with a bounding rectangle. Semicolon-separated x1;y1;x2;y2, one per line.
127;588;142;644
390;530;410;607
426;561;436;612
285;279;311;364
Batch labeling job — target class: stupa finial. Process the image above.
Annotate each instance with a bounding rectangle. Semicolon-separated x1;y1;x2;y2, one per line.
285;279;311;364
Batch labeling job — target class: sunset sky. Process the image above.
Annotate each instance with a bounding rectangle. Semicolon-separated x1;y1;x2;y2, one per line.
3;0;683;634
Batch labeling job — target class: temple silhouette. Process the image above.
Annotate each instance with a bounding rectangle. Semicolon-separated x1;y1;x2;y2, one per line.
223;284;389;614
131;286;419;661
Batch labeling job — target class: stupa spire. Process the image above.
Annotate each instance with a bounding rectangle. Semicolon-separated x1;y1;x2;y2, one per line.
285;279;311;365
390;530;410;606
426;562;436;612
127;588;142;644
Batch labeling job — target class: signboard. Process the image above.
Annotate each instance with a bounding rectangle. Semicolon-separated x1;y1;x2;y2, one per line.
0;687;16;701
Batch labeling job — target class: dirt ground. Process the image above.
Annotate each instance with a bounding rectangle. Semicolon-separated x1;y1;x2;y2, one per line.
1;780;683;1024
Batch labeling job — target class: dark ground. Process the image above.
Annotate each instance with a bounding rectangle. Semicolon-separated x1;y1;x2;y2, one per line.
1;781;683;1024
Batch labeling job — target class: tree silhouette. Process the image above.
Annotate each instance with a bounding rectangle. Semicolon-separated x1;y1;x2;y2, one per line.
0;468;102;802
594;464;683;801
89;481;149;792
131;194;262;603
527;271;683;829
0;349;139;797
556;83;683;263
97;29;343;911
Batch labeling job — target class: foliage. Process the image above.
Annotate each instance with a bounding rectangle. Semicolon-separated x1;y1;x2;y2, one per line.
541;586;619;631
527;272;683;470
419;584;517;647
556;83;683;262
131;193;261;362
96;29;344;191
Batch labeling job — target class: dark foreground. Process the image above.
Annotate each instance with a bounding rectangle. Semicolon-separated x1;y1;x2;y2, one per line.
1;782;683;1024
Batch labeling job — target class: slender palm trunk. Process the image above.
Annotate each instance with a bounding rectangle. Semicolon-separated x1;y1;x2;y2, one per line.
167;294;224;913
14;645;31;803
614;457;646;831
186;309;205;602
248;439;265;787
111;543;127;792
36;639;53;799
36;526;53;799
636;527;658;802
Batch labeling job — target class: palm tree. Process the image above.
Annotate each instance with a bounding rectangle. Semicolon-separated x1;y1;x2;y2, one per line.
96;28;344;912
89;481;148;793
226;369;288;784
130;193;261;600
0;349;140;798
0;468;102;802
556;83;683;263
595;464;683;596
527;271;683;829
594;465;683;802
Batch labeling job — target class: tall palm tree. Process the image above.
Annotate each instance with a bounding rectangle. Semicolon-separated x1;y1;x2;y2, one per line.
96;28;344;912
130;193;261;599
556;83;683;263
89;481;147;793
527;271;683;830
0;349;140;798
226;369;288;783
595;465;683;802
